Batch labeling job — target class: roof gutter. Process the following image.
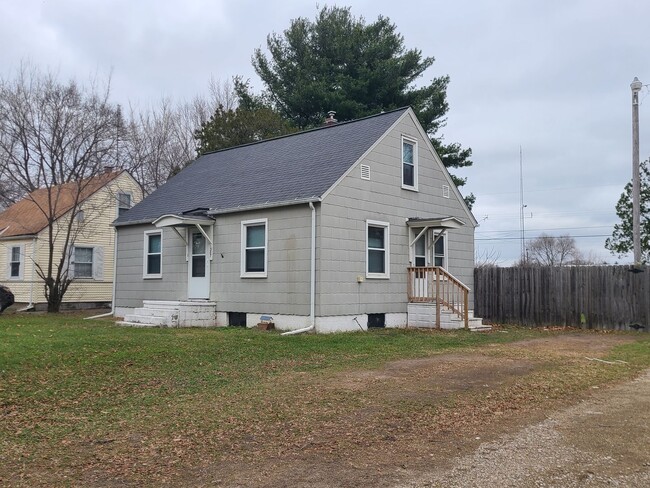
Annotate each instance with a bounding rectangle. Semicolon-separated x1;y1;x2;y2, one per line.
208;197;321;216
112;198;322;228
282;201;317;336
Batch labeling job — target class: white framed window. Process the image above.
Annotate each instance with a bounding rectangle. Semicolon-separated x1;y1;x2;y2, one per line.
366;220;390;279
442;185;450;198
8;245;23;280
68;245;104;280
401;136;418;190
144;230;162;278
434;233;447;268
117;192;132;217
73;247;94;278
241;218;268;278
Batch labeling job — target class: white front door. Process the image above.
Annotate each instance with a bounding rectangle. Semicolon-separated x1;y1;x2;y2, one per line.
188;230;210;299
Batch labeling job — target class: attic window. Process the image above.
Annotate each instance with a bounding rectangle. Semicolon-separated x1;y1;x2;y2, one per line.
360;164;370;180
442;185;450;198
401;136;418;191
117;192;132;217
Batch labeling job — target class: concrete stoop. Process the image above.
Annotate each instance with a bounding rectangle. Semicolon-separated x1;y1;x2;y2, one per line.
407;302;491;331
117;300;218;328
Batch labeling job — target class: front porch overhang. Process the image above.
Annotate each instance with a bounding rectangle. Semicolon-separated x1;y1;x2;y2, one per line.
406;216;466;230
407;216;465;248
152;214;215;229
152;213;215;259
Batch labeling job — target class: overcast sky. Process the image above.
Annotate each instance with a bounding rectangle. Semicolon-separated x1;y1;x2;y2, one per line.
1;0;648;265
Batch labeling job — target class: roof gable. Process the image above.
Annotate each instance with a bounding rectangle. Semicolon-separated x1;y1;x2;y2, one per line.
0;171;121;238
114;108;410;225
402;110;478;227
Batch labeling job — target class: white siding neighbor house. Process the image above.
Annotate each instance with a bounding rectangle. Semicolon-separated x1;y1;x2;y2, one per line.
0;170;142;310
113;107;483;332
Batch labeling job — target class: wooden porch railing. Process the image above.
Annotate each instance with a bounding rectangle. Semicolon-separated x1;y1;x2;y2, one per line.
407;266;470;329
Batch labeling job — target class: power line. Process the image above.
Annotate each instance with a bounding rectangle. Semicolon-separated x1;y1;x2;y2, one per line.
476;234;611;242
473;182;626;198
477;225;614;235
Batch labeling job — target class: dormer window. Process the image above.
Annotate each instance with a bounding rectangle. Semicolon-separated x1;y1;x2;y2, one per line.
401;136;418;191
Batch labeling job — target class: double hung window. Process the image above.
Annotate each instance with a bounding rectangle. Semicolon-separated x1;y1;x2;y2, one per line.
402;137;418;190
144;231;162;278
241;219;267;277
9;246;21;279
366;220;390;278
73;247;94;278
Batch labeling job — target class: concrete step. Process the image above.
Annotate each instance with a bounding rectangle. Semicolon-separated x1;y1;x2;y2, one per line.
116;321;163;328
123;314;170;327
133;307;176;318
142;300;183;310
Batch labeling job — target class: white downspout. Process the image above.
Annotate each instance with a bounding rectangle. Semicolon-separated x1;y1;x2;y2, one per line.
282;201;316;336
85;227;117;320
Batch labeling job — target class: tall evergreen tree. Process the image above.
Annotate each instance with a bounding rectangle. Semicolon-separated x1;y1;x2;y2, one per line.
252;6;474;206
605;159;650;263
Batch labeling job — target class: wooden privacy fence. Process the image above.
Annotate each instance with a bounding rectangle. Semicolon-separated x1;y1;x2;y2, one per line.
474;266;650;330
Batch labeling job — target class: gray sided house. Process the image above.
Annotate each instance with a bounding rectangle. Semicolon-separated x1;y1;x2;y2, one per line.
113;107;481;332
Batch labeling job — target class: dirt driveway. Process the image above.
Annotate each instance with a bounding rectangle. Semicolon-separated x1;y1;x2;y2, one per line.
399;367;650;487
178;333;648;488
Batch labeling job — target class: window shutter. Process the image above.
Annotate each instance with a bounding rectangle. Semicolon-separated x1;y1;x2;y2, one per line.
5;247;10;279
65;246;74;280
18;244;25;280
93;246;104;281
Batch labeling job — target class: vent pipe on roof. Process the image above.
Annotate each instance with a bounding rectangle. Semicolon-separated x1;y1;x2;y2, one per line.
324;111;337;126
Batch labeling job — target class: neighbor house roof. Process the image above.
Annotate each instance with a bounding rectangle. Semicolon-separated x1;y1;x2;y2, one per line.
0;171;121;238
113;107;410;226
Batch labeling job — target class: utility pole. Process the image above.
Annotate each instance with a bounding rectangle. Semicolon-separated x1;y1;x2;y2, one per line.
630;77;642;266
519;146;526;263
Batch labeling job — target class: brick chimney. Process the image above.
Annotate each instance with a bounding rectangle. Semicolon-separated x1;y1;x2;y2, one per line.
104;165;114;173
324;110;337;126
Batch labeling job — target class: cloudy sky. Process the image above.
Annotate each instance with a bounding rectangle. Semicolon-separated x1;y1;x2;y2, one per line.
1;0;648;264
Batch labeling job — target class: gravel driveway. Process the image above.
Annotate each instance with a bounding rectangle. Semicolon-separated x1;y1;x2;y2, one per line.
398;368;650;487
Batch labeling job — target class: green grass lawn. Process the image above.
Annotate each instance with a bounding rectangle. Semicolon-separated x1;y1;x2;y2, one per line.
0;315;534;442
1;314;649;485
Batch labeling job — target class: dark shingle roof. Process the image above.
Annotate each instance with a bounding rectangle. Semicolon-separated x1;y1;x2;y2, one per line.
114;108;409;225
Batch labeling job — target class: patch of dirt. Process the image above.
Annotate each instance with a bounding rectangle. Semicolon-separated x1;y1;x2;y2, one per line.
400;369;650;487
3;332;645;487
508;333;636;356
170;333;644;488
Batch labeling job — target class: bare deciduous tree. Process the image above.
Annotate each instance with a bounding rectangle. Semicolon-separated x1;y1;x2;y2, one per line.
524;234;580;266
123;78;235;195
0;64;121;311
475;247;502;268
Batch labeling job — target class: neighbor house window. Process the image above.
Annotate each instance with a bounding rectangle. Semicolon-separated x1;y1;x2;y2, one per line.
402;136;418;190
241;218;267;278
366;220;390;278
144;231;162;278
9;246;22;279
117;192;132;217
73;247;94;278
434;233;446;267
